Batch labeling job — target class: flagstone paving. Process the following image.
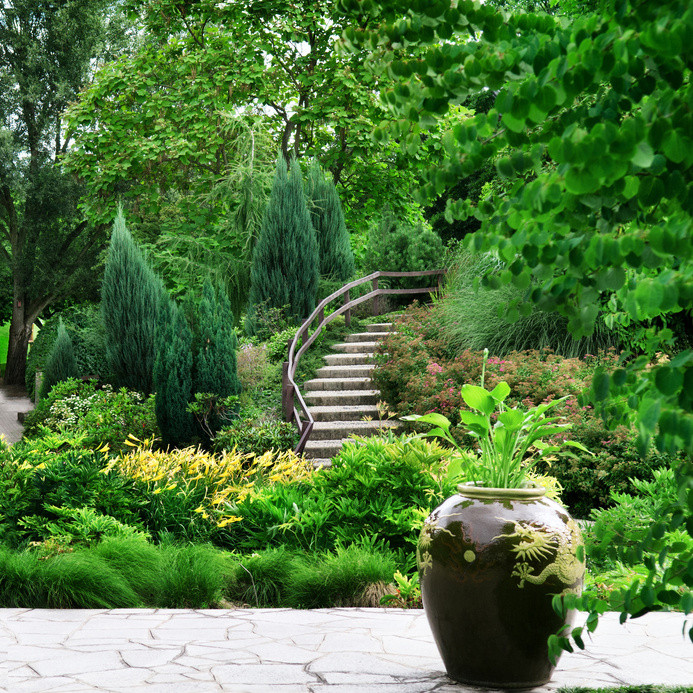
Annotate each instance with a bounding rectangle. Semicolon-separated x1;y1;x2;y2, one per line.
1;608;691;692
0;383;33;444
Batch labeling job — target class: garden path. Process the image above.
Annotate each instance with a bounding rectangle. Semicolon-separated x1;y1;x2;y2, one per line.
0;383;33;444
1;608;691;692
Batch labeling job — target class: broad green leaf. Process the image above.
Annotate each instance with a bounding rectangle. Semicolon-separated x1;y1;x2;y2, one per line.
489;381;511;402
631;141;654;168
592;370;610;401
654;367;683;396
565;168;600;195
459;411;490;432
401;412;452;428
460;385;496;416
497;409;524;431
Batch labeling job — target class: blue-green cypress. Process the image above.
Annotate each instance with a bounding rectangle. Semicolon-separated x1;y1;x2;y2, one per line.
306;160;354;282
101;210;168;394
39;319;77;400
246;156;319;335
195;278;241;398
153;299;194;447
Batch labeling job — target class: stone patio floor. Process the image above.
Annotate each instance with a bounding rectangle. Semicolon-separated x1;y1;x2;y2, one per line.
1;608;691;692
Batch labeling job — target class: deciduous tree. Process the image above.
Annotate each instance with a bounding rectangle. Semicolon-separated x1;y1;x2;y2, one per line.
341;0;692;645
0;0;114;385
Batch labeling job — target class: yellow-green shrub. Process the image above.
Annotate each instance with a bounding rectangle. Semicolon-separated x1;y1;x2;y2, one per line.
105;440;315;541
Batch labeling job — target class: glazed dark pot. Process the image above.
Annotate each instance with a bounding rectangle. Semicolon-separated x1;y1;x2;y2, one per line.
418;484;584;688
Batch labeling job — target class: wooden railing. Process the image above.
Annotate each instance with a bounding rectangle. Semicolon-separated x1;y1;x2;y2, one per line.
282;270;446;454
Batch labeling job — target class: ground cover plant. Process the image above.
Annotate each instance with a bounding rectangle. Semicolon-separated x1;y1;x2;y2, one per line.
0;431;455;609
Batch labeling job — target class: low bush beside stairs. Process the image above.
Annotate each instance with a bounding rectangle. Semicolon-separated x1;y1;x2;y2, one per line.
301;323;398;466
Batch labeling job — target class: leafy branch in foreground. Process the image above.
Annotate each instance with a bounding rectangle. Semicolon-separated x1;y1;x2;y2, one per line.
339;0;692;647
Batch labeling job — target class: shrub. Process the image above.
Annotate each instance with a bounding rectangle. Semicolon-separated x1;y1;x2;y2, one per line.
536;407;671;518
213;416;297;456
38;319;77;401
372;303;661;517
101;210;169;394
287;542;396;608
0;442;146;548
0;546;141;608
0;537;229;608
362;209;444;290
22;379;159;452
194;277;241;400
106;443;314;543
26;303;108;400
236;343;271;391
246;156;319;335
156;541;229;608
226;546;294;606
266;325;299;363
223;434;453;554
585;467;691;571
226;542;397;608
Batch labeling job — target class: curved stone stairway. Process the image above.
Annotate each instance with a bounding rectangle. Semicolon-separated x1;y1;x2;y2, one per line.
301;322;398;466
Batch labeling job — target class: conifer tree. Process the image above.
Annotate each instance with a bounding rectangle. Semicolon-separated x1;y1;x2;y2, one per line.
306;160;354;282
154;299;194;447
39;319;77;400
101;210;168;394
246;156;319;334
195;278;241;398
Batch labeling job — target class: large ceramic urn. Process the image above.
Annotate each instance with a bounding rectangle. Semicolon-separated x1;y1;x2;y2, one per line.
417;484;584;688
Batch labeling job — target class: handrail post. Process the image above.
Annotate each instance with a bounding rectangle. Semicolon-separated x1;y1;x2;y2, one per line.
315;307;324;330
372;276;379;316
343;289;351;327
282;361;294;422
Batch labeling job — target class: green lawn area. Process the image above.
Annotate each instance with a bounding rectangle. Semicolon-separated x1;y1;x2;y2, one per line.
0;322;9;373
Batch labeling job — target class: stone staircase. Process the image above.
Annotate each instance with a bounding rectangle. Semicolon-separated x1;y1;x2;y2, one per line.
301;322;398;466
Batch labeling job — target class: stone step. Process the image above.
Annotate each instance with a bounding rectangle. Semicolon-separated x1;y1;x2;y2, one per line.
345;332;391;343
366;322;395;332
310;419;399;440
303;377;373;392
303;439;349;459
310;404;381;422
332;341;379;354
315;364;374;379
311;458;332;469
323;353;374;366
304;389;379;406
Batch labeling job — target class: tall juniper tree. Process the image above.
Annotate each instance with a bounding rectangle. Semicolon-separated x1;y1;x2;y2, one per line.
101;210;168;394
154;298;194;447
246;155;319;335
38;318;77;400
306;160;354;282
195;277;241;397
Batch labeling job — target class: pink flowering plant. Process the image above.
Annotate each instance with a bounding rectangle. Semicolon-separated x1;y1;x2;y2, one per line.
403;349;591;489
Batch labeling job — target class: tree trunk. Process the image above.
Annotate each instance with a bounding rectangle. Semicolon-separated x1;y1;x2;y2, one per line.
4;299;33;386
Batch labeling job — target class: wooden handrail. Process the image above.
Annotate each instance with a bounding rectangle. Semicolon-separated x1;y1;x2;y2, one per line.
283;269;445;455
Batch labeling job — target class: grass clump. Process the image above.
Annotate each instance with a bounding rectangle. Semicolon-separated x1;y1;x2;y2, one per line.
0;537;229;609
439;248;619;358
226;542;397;609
